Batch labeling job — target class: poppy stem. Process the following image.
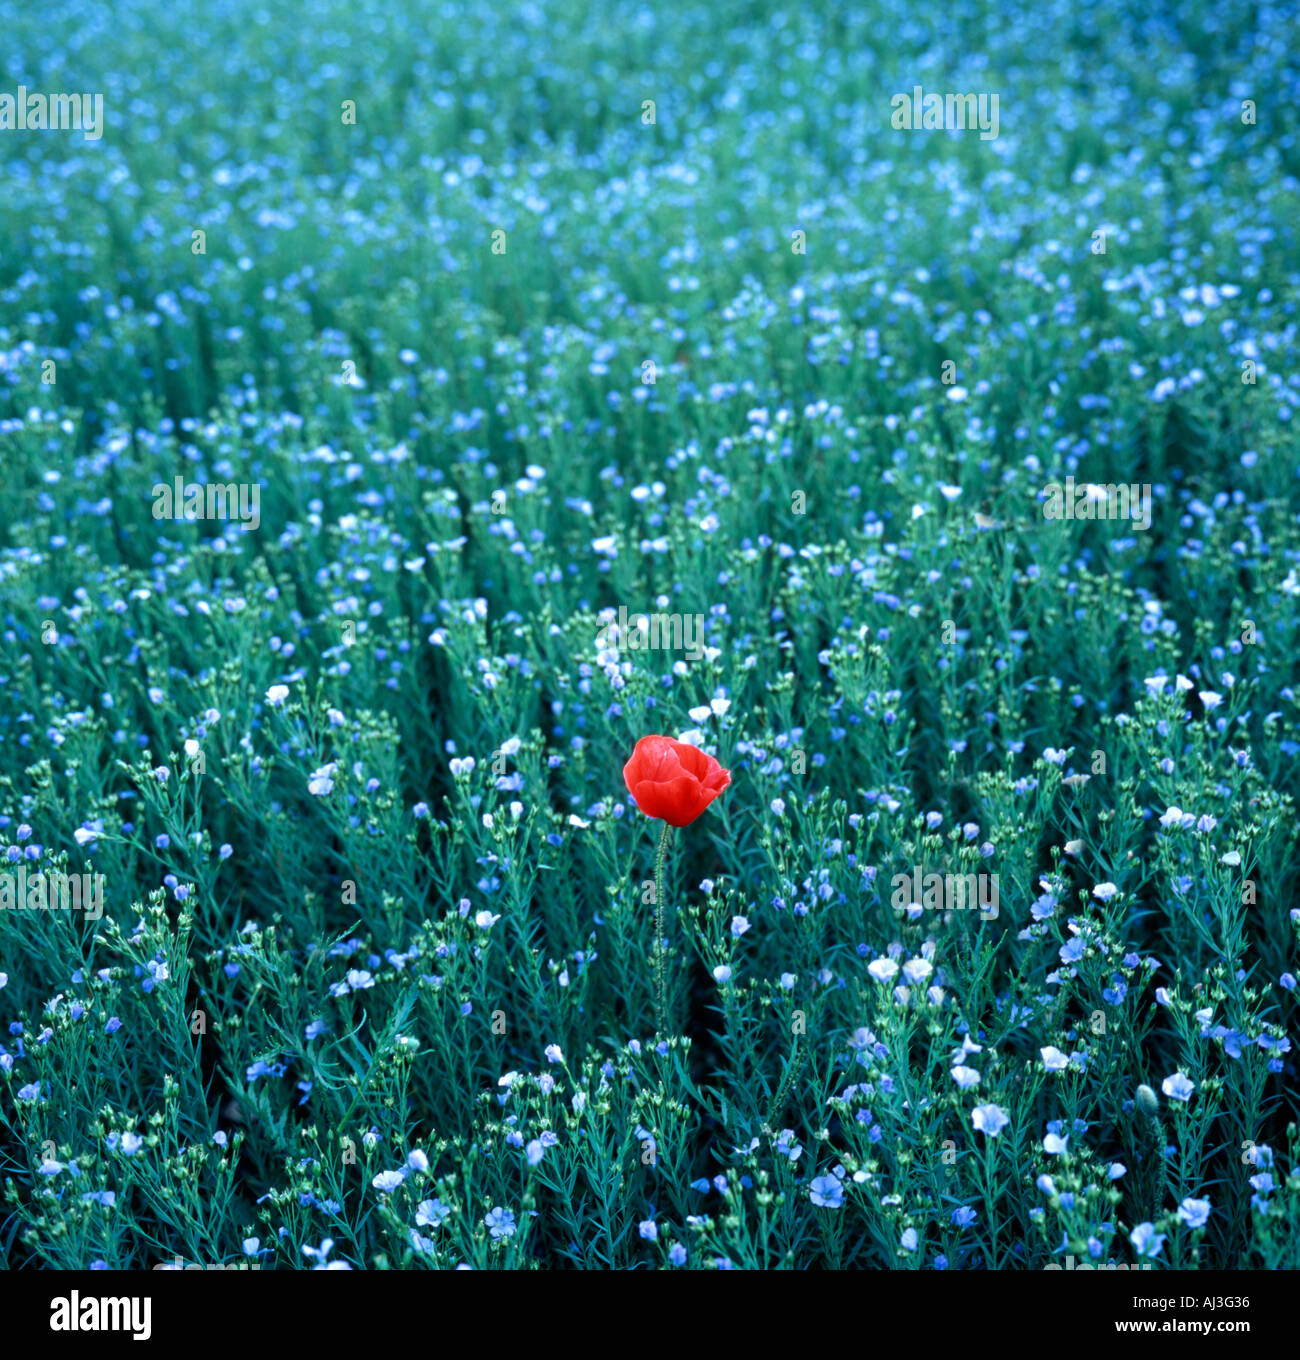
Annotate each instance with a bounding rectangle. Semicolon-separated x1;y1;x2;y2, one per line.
765;1035;803;1128
654;820;672;1034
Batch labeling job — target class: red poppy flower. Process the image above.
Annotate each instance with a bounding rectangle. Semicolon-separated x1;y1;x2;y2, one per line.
623;734;731;828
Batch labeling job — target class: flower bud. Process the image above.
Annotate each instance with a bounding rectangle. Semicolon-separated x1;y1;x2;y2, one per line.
1135;1084;1160;1118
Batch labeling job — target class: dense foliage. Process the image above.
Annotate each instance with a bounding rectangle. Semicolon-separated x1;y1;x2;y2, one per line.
1;0;1298;1269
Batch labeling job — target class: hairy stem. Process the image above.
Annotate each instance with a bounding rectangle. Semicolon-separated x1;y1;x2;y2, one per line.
766;1035;803;1128
653;820;672;1035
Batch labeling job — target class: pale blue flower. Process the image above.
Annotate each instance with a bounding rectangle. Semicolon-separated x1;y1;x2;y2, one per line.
416;1199;451;1228
950;1065;981;1090
972;1104;1009;1137
485;1206;516;1238
1131;1222;1166;1258
810;1175;844;1208
1162;1072;1195;1102
1178;1197;1211;1229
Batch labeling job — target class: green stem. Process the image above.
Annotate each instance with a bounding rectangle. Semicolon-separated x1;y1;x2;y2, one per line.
765;1035;802;1128
983;1137;1001;1268
1147;1115;1168;1221
1131;1112;1168;1223
653;821;672;1035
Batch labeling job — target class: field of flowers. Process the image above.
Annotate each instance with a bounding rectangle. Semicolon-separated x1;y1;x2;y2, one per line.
1;0;1299;1272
